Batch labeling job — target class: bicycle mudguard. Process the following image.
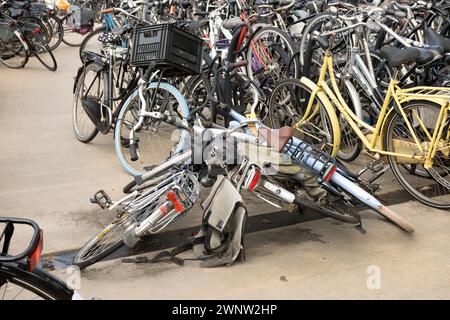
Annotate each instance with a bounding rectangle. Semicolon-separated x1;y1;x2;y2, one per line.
298;76;341;157
73;65;84;94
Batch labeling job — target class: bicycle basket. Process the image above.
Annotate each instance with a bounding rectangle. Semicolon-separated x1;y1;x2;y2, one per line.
67;5;94;33
130;23;203;76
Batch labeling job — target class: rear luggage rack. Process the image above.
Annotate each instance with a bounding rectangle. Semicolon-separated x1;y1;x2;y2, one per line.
282;139;337;183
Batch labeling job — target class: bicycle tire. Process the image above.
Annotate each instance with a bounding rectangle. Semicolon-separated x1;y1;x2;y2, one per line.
32;39;57;71
0;264;73;300
72;229;124;269
298;12;340;66
295;196;359;224
45;14;64;51
114;82;190;176
0;26;29;69
246;26;299;91
72;61;106;143
268;78;340;156
79;27;106;62
384;100;450;209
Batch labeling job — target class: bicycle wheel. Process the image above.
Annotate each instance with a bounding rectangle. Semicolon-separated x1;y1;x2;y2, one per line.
114;82;190;176
29;35;57;71
73;175;172;268
0;25;29;69
337;81;362;162
72;61;107;143
268;78;340;156
19;16;51;45
295;195;359;224
384;100;450;209
298;12;341;66
0;264;73;300
246;26;299;92
44;14;64;51
61;16;90;47
79;27;105;62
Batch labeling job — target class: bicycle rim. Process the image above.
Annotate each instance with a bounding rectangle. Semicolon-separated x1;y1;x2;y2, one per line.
72;62;105;142
385;100;450;208
268;78;339;156
0;27;28;69
114;82;190;176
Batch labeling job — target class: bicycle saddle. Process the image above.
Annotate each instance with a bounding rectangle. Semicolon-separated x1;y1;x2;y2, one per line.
186;19;208;32
424;28;450;54
222;17;244;31
258;127;294;152
98;32;122;45
380;46;437;67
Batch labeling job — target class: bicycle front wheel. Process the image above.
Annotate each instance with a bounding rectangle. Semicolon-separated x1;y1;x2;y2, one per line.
115;82;190;176
268;78;340;156
30;36;57;71
384;100;450;209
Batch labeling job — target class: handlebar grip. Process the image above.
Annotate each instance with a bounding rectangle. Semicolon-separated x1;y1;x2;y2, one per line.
100;7;115;14
130;142;138;161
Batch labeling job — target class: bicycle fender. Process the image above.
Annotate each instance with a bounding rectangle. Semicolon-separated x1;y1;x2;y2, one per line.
299;76;341;157
73;65;84;94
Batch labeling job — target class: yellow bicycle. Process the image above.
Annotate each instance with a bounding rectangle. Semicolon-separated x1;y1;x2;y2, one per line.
268;37;450;209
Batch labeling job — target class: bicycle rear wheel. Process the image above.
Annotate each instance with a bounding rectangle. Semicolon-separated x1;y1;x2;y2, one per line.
0;264;73;300
72;61;106;143
246;26;299;92
384;100;450;209
268;78;340;156
0;26;28;69
30;35;57;71
44;14;64;51
79;27;105;62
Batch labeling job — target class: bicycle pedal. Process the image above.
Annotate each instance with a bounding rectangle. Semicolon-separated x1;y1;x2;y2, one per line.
90;190;112;209
371;162;385;173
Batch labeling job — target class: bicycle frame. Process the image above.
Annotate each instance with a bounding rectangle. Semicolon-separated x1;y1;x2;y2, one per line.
297;52;450;169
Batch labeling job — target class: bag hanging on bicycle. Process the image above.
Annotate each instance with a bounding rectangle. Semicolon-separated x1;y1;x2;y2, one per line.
132;176;248;268
67;6;94;35
194;175;248;268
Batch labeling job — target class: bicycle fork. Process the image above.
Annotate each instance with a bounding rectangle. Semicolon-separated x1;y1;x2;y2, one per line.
129;71;160;161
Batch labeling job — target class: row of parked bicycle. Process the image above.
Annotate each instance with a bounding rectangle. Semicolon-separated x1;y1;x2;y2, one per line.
0;0;116;70
68;0;450;270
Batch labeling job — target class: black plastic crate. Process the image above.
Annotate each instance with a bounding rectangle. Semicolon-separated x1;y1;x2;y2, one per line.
130;23;203;75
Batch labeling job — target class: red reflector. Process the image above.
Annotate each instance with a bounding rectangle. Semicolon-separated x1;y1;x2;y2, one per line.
32;27;41;36
160;204;169;215
167;191;185;213
248;169;261;192
324;165;337;183
28;230;43;271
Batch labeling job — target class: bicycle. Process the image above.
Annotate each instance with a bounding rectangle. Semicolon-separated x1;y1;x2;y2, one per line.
0;217;75;300
270;30;450;209
0;11;57;70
